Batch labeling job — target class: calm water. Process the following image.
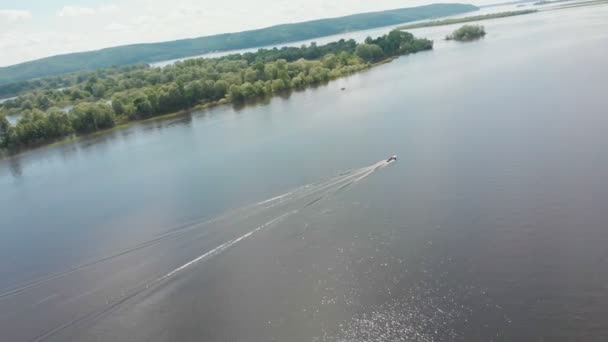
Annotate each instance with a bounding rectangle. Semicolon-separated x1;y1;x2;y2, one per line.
0;96;17;104
1;4;608;342
149;2;544;68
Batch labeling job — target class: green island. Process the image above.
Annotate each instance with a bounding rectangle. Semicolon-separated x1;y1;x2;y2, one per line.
446;25;487;41
0;30;432;150
0;3;476;86
397;9;538;30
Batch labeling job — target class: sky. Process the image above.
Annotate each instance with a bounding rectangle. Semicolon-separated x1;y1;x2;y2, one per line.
0;0;488;67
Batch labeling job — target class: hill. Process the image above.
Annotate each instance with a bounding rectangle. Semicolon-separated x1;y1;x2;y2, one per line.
0;3;477;85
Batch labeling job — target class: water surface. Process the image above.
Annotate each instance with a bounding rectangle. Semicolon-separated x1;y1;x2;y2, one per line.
1;4;608;341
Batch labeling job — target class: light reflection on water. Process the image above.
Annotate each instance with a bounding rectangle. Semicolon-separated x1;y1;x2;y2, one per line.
1;4;608;341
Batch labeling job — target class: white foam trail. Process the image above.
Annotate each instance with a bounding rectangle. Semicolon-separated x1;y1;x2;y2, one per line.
154;159;393;284
152;210;297;285
257;160;389;207
256;193;294;205
1;159;394;302
26;158;396;342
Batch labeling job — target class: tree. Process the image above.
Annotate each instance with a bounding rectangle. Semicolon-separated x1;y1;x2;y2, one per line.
157;84;184;113
271;79;286;93
384;30;414;54
46;108;74;137
240;82;256;99
322;53;339;69
264;64;278;80
132;92;154;118
0;115;11;146
21;100;34;110
244;68;259;83
70;88;88;100
70;103;115;133
291;74;304;89
91;83;106;98
4;108;73;145
111;94;127;115
309;67;330;83
355;44;384;62
184;81;204;105
446;25;486;41
37;96;52;110
213;80;229;100
253;81;267;96
228;85;244;103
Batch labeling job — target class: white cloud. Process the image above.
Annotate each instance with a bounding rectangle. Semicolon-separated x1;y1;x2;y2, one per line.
100;5;120;14
104;22;130;31
57;6;96;17
57;5;119;17
132;15;155;25
0;9;32;22
0;29;85;66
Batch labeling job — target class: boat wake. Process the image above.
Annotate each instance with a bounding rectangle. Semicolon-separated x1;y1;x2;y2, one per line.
0;158;395;342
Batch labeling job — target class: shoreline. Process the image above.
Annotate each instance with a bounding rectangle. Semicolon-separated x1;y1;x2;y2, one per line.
0;57;400;160
396;9;538;30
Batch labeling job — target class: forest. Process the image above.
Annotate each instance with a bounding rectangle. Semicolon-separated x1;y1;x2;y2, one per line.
0;30;432;149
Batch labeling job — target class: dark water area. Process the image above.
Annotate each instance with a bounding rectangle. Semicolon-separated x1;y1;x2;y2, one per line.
1;4;608;341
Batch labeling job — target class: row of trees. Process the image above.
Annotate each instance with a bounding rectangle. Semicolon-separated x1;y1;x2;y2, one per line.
0;64;146;99
0;40;362;116
1;30;433;149
0;103;115;146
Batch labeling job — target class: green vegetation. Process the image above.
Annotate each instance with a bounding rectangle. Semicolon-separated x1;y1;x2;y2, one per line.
397;9;537;30
0;4;476;86
446;25;487;41
0;30;432;149
0;65;147;99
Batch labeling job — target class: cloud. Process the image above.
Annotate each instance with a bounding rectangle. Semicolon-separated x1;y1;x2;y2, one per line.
104;22;130;31
57;6;95;17
57;5;119;17
99;5;120;14
0;9;32;22
132;15;155;25
0;29;85;66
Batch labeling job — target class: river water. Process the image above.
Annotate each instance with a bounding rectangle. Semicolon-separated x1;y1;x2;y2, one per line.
1;4;608;342
149;2;540;68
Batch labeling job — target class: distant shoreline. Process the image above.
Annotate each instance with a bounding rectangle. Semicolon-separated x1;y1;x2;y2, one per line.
546;0;608;9
0;57;400;159
397;9;538;30
0;34;417;157
0;3;476;86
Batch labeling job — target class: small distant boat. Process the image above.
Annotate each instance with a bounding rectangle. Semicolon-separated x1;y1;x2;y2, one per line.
387;155;397;162
341;87;346;91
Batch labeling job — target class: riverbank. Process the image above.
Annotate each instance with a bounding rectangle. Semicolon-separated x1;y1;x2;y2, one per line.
1;31;429;154
2;5;608;341
397;9;538;30
0;55;403;159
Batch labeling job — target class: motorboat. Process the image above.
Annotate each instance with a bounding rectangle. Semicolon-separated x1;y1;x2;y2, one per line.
387;155;397;162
